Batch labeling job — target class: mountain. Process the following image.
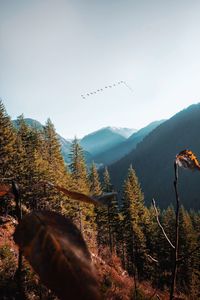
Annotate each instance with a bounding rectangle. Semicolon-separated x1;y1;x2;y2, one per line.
13;118;93;164
93;121;165;166
108;103;200;210
13;118;44;131
108;127;137;138
80;127;135;156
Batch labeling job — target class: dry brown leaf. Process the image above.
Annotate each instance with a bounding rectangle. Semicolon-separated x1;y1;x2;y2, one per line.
176;149;200;171
14;210;100;300
46;182;117;206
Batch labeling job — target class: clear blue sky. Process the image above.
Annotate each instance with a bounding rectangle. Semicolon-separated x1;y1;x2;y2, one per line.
1;0;200;138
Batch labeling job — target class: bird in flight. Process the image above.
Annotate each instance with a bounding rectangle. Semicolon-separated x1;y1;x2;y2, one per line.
81;81;133;99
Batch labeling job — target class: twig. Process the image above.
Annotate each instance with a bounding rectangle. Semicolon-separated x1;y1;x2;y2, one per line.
152;198;175;249
147;254;159;263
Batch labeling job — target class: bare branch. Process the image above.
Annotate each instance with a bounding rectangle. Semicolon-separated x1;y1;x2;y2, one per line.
152;198;175;249
146;254;159;263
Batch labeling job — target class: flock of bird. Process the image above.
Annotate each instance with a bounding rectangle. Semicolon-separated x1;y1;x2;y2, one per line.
81;80;133;99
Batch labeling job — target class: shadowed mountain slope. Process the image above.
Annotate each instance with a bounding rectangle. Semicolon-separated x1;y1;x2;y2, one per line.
108;104;200;210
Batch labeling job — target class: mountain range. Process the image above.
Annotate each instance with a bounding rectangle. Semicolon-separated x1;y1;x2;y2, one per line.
12;119;138;165
12;103;200;210
93;120;165;166
108;103;200;210
80;127;136;157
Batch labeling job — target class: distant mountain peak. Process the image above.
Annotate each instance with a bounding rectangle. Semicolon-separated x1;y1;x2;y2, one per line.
105;126;137;138
83;126;137;140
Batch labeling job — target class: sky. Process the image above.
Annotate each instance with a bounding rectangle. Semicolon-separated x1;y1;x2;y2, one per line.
1;0;200;138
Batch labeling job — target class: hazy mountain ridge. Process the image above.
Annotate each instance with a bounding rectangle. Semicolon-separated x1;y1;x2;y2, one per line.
93;120;165;166
12;119;137;165
80;127;128;156
108;103;200;210
107;127;137;138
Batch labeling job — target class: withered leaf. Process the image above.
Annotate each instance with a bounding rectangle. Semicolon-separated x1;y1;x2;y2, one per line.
176;149;200;171
47;182;117;206
14;211;100;300
51;184;101;205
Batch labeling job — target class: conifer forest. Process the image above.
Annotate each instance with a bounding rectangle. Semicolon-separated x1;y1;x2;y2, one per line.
0;100;200;300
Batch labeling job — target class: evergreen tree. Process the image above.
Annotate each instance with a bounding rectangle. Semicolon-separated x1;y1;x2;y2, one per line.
68;138;94;240
89;162;102;250
178;207;197;294
103;167;112;193
0;100;16;179
0;100;16;214
94;166;119;254
16;115;49;210
44;119;68;185
190;210;200;297
43;118;70;212
122;165;147;279
89;162;102;196
69;137;89;193
94;167;110;250
156;206;176;289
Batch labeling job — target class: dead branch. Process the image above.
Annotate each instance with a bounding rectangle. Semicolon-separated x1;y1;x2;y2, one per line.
147;254;159;263
152;198;175;249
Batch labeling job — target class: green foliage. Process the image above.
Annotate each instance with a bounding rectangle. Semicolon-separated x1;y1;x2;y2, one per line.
122;165;147;278
68;138;96;247
89;162;102;196
0;100;200;299
0;245;17;298
0;101;16;179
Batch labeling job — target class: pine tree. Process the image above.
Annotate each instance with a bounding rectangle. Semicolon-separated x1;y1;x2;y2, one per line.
89;162;102;196
178;207;197;294
16;115;49;210
69;137;89;193
155;206;176;289
103;167;112;193
89;162;102;250
94;166;119;254
122;165;147;279
0;100;16;179
44;119;68;185
68;138;93;239
0;100;16;214
190;210;200;297
43;118;70;212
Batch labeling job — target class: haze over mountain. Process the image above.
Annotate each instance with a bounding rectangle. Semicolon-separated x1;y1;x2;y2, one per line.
80;127;136;156
93;120;165;166
108;103;200;210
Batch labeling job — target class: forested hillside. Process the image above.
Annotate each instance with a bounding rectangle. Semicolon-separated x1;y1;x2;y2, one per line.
109;103;200;210
12;117;93;165
0;100;200;299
